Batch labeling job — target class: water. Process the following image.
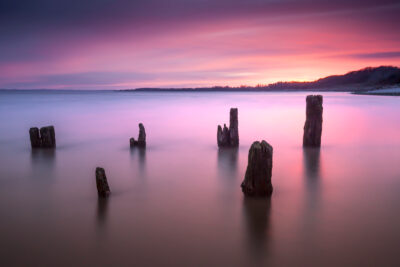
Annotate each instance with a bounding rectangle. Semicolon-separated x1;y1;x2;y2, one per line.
0;90;400;266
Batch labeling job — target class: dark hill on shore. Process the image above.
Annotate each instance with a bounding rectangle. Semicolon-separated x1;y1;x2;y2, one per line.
129;66;400;92
300;66;400;89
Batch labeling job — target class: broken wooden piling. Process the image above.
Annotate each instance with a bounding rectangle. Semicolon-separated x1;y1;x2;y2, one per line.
241;140;273;197
217;108;239;147
130;123;146;148
29;125;56;149
303;95;323;147
95;167;111;198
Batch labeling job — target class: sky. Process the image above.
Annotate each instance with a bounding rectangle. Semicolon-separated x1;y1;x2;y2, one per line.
1;0;400;89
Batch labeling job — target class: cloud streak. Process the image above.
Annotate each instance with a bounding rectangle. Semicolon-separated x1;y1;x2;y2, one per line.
349;51;400;59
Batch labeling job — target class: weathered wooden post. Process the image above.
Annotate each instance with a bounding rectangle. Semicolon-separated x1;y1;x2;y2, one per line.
217;108;239;147
137;123;146;147
40;126;56;148
229;108;239;146
303;95;323;147
130;123;146;148
217;124;229;147
95;167;111;198
241;141;273;196
29;125;56;149
29;127;41;148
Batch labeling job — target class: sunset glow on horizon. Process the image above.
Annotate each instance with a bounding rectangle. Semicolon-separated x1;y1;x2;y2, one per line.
1;0;400;89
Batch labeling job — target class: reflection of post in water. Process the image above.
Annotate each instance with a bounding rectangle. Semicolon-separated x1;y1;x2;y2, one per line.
243;197;271;264
30;149;56;174
97;197;109;227
217;147;238;178
302;147;321;230
303;147;321;182
130;147;147;175
138;147;146;168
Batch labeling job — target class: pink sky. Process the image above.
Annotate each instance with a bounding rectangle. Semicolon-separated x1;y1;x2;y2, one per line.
1;0;399;89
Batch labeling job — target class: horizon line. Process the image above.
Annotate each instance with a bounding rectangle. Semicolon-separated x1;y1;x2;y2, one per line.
0;65;398;91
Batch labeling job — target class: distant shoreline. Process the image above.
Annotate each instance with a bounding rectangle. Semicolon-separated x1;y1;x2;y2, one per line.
353;87;400;96
119;87;351;92
119;84;400;95
1;87;399;96
120;66;400;94
1;66;399;93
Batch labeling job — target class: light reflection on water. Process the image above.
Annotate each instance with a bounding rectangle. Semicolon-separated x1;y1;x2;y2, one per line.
0;91;400;266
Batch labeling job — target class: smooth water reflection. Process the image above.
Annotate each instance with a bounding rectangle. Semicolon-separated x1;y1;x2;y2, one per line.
242;197;272;266
217;147;239;180
0;90;400;266
97;197;109;227
130;146;147;175
303;148;321;180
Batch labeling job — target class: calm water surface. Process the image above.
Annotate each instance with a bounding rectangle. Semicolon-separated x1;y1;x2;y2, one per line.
0;91;400;266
